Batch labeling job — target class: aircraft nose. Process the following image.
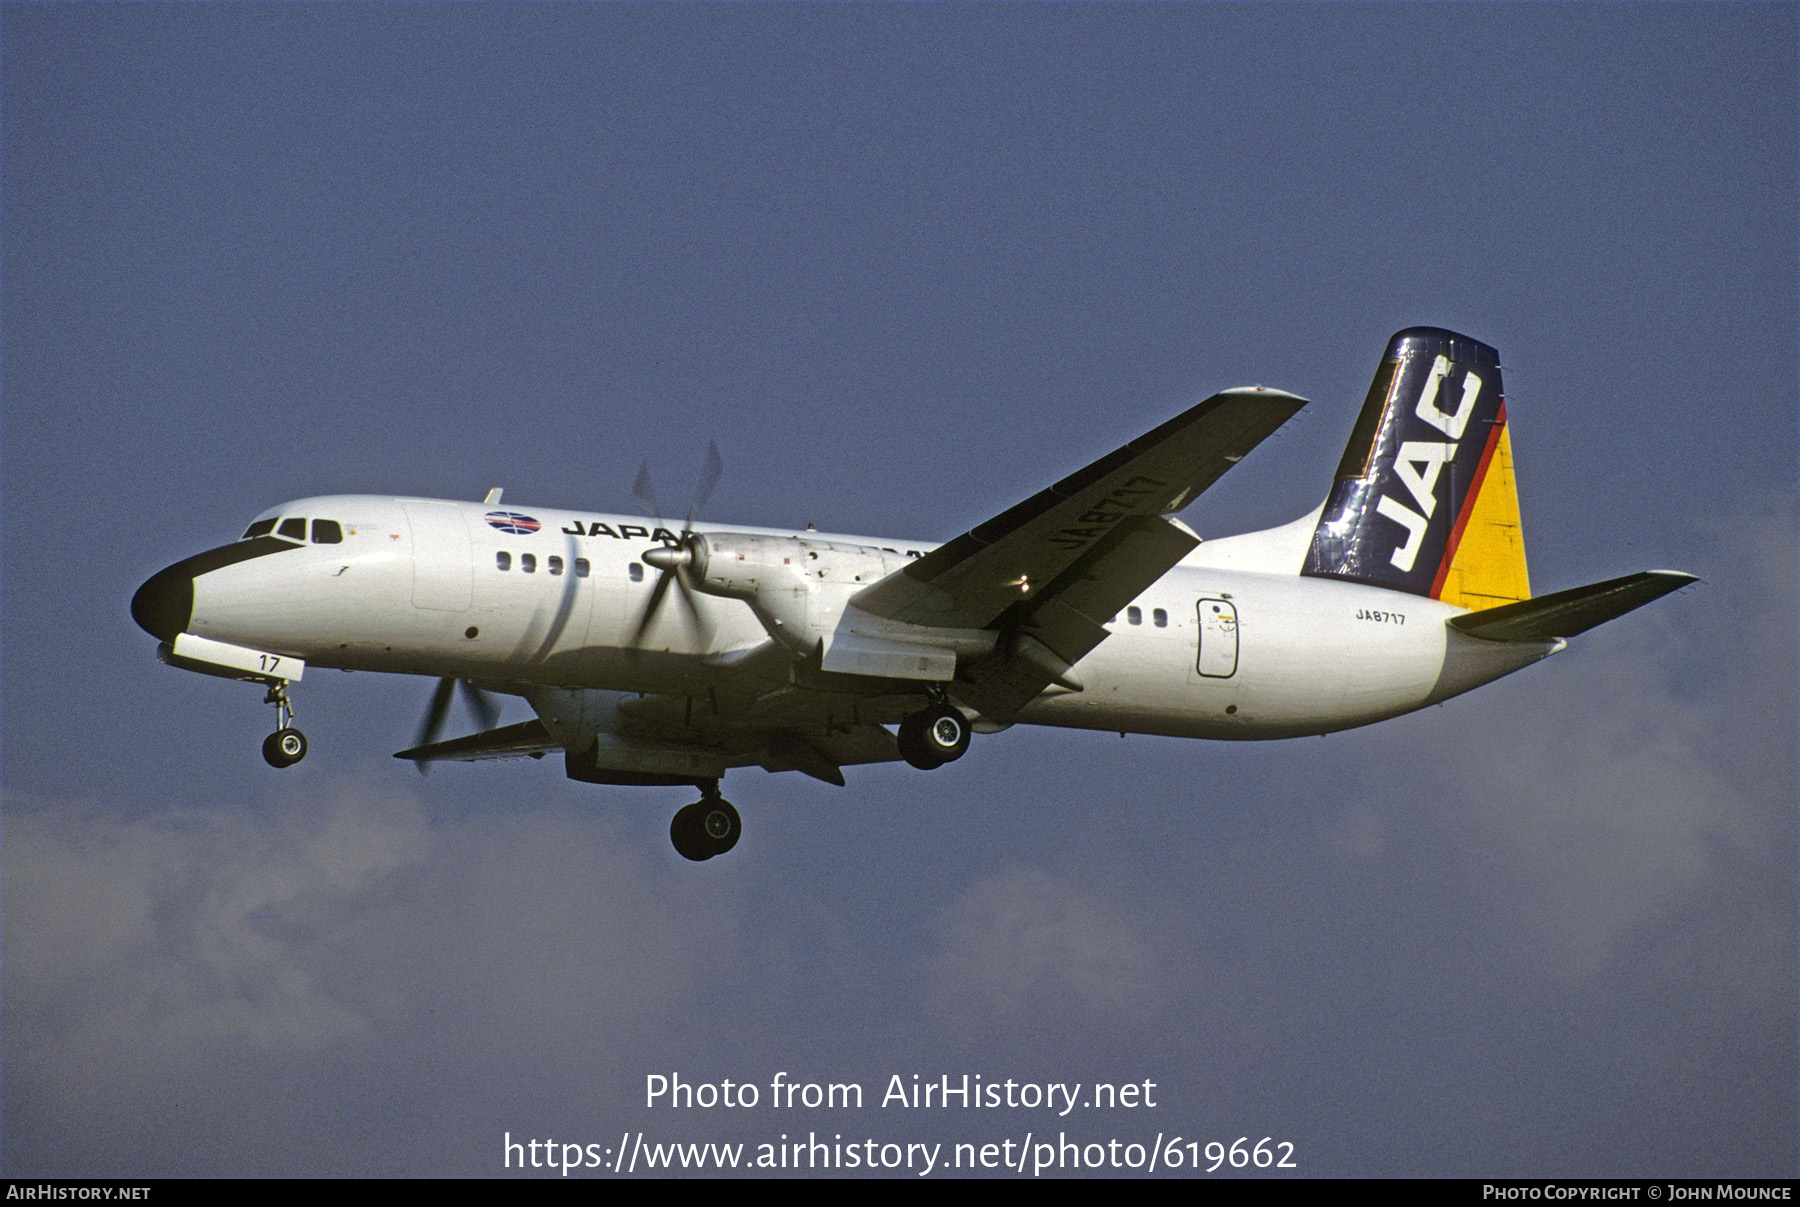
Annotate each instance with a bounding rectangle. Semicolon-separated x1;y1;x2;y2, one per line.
131;563;193;642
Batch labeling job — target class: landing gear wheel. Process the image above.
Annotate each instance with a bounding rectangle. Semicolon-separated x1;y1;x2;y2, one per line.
896;714;944;770
670;796;741;861
262;727;308;768
697;798;740;857
897;704;970;770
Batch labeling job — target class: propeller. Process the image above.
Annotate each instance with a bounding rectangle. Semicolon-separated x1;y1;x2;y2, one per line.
409;677;501;774
629;441;722;650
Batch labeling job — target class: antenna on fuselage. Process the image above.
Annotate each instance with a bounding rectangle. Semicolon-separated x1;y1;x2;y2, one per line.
483;487;504;504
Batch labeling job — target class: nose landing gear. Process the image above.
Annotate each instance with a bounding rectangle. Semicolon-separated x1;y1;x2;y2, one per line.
261;683;308;768
670;781;741;861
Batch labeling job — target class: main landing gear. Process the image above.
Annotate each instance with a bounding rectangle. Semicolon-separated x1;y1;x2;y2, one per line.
670;781;741;862
261;683;308;769
895;702;971;770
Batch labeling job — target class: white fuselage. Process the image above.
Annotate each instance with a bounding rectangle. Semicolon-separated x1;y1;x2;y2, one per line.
178;494;1558;742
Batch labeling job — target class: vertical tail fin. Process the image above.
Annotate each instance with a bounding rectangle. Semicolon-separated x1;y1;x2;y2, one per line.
1302;327;1530;607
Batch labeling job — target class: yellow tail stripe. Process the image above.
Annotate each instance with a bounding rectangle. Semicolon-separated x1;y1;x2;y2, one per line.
1437;423;1531;608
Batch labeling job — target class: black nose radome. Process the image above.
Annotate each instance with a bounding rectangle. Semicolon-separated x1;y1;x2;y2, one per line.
131;564;193;642
129;535;306;643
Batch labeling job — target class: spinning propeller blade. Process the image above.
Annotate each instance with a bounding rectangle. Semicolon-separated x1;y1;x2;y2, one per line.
629;442;721;651
459;678;500;732
688;440;722;529
410;677;501;774
631;460;662;524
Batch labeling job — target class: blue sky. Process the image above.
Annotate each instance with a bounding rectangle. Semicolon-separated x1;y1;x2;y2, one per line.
4;3;1794;1177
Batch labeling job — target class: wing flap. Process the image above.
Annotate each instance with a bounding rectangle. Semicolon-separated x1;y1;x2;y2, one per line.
953;514;1202;721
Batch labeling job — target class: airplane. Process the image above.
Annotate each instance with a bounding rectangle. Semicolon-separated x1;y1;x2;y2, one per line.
131;327;1694;861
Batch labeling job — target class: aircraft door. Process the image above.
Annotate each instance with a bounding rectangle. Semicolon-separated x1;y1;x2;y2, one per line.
402;501;473;611
1196;598;1238;678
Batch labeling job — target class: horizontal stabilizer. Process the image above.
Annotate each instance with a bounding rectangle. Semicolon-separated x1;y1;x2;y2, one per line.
395;719;559;763
1448;570;1696;642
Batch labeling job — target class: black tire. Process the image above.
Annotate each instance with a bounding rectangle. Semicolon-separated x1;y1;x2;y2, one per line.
670;802;712;861
262;727;308;768
899;705;968;769
896;711;946;770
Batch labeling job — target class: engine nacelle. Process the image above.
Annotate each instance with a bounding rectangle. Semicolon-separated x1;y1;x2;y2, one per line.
651;533;992;681
690;532;813;596
529;687;727;783
680;533;897;656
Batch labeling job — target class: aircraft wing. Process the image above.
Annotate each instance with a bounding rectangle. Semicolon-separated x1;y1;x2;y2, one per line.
395;718;560;764
396;701;904;786
850;387;1306;631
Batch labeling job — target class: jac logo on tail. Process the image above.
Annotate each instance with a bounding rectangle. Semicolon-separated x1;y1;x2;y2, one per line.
1374;355;1481;571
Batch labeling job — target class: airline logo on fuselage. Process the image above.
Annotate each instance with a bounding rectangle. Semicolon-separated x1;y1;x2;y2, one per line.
560;520;683;543
485;511;542;535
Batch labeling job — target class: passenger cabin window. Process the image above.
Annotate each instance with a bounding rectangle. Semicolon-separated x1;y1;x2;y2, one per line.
548;555;564;576
496;551;512;571
575;558;590;578
520;553;537;573
312;519;343;544
629;563;644;582
278;517;308;541
1127;606;1143;625
243;519;277;540
1153;608;1168;628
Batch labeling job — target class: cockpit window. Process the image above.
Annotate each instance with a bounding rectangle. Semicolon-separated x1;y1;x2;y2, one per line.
278;517;308;541
242;518;277;540
311;519;343;544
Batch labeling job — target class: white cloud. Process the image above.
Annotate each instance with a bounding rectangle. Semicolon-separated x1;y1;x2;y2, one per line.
1334;490;1796;984
3;778;434;1105
1;770;755;1158
920;866;1163;1028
